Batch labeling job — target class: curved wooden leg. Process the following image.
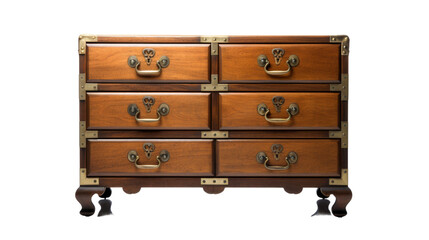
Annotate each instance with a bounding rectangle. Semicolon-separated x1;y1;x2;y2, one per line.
320;186;352;218
203;186;225;194
75;187;108;217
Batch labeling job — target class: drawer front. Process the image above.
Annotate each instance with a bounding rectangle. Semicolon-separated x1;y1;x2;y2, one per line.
87;93;211;130
219;44;340;82
217;139;340;177
219;92;339;130
87;44;210;82
88;139;214;176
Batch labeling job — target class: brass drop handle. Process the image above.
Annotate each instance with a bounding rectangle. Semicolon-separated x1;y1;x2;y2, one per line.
127;149;170;169
256;151;298;171
127;103;170;122
257;103;299;123
127;49;170;77
257;54;299;76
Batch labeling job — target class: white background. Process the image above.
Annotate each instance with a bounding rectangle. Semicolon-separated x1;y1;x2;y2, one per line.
1;0;428;239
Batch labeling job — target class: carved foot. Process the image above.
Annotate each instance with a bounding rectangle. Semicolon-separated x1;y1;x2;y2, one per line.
319;186;352;217
283;185;303;194
75;187;109;217
203;186;225;194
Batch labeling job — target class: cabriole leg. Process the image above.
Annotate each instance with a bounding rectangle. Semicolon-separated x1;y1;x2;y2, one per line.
319;186;352;217
75;186;109;217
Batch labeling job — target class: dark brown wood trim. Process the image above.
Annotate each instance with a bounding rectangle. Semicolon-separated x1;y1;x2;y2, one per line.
221;80;340;84
94;130;331;139
228;35;331;43
87;79;210;84
228;84;331;92
98;177;329;188
92;35;332;44
96;35;201;43
95;83;332;92
97;131;201;138
97;84;202;92
341;55;348;74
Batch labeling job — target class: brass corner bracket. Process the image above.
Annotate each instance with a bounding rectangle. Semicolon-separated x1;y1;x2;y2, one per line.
79;73;98;100
329;121;348;148
200;36;229;55
79;34;98;55
330;73;348;101
201;178;229;185
201;74;228;92
80;121;98;148
201;130;229;139
330;35;349;55
329;169;348;186
80;168;99;185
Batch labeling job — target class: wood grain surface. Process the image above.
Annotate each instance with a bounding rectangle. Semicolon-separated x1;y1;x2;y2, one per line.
217;139;340;177
87;44;210;82
219;44;340;82
87;92;211;130
88;139;213;176
219;92;340;130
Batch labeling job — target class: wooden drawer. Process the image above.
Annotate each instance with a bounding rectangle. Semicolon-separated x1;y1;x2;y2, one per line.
219;44;340;83
87;93;211;130
217;139;340;177
87;44;210;83
88;139;214;176
219;92;340;130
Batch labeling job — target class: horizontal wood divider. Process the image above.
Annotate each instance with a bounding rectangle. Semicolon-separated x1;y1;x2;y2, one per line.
96;130;331;139
98;177;329;188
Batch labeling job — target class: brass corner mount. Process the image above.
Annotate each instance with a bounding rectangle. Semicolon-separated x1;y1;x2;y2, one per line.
79;34;98;55
330;35;349;55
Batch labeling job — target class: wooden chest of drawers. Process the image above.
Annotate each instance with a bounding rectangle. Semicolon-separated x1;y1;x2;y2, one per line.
76;35;352;217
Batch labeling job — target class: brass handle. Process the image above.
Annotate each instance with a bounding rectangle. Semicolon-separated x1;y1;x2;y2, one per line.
128;149;170;169
127;103;170;123
128;54;170;77
257;103;299;123
134;61;162;77
256;151;298;171
257;54;299;76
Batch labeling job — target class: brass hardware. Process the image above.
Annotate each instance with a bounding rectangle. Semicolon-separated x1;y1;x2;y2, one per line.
330;74;348;101
201;131;229;138
127;148;170;169
79;34;97;55
330;35;349;55
200;36;229;43
200;36;228;56
201;178;229;185
143;143;155;159
329;169;348;186
142;48;156;65
127;103;169;122
257;53;299;76
272;96;285;112
79;73;98;100
79;121;98;148
201;74;228;91
142;96;155;113
272;48;285;65
256;150;298;170
127;51;170;77
80;168;99;185
329;121;348;148
158;150;170;162
257;103;299;123
271;144;284;161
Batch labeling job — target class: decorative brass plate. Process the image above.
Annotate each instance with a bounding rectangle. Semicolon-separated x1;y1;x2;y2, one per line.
143;143;155;159
201;178;229;185
272;96;285;112
143;96;155;113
